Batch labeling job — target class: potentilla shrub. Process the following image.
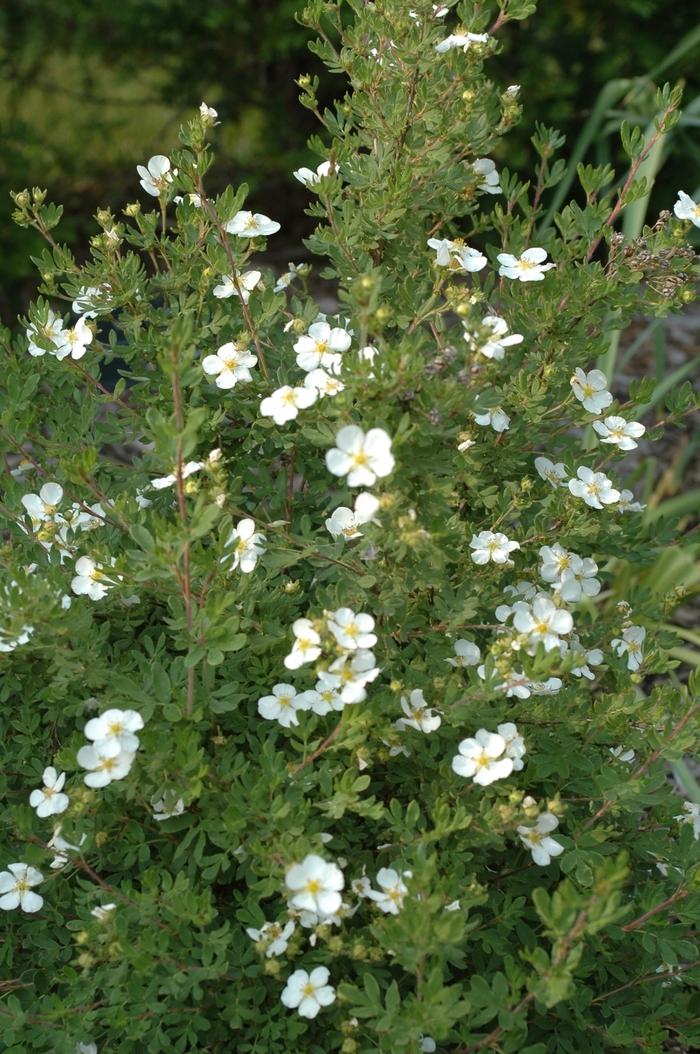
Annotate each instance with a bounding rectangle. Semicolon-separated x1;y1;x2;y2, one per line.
1;2;700;1052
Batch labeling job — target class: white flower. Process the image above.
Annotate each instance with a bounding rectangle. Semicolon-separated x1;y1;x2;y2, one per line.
568;466;620;509
517;812;564;866
497;722;526;771
320;649;380;704
513;596;573;652
452;729;513;786
446;638;481;668
21;482;64;524
465;315;522;360
617;489;646;514
246;919;296;957
199;101;218;122
212;270;261;303
325;425;394;487
470;530;520;565
421;1038;437;1053
558;557;601;603
91;903;116;921
47;826;86;868
224;211;280;237
281;966;336;1019
260;385;317;425
435;31;489;53
202;341;257;389
76;1042;97;1054
304;369;345;398
473;406;510;432
611;625;645;671
0;623;34;653
326;492;379;539
84;708;144;752
472;157;501;194
151;791;185;821
593;416;645;451
535;456;567;488
0;864;44;913
77;738;135;787
285;854;344;917
151;460;203;490
71;556;118;600
257;683;311;728
451;245;488;272
396;689;441;733
136;154;173;197
674;801;700;840
293;160;333;186
294;321;351;373
570;368;613;414
539;543;576;583
427;237;456;266
569;642;603;680
298;683;345;715
327;607;377;650
26;309;64;356
497;248;555;281
673;190;700;228
284;618;322;670
367;867;411;914
29;766;69;818
610;746;636;764
54;316;93;361
225;518;266;573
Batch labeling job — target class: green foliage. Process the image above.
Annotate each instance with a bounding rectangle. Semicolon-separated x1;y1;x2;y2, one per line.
1;2;699;1052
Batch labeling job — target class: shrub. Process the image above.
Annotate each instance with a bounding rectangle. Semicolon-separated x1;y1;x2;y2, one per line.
1;2;699;1052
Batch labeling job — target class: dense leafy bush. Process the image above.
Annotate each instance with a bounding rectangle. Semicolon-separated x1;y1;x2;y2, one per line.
1;2;699;1051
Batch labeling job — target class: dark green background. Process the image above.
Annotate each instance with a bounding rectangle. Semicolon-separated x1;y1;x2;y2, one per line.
1;0;697;321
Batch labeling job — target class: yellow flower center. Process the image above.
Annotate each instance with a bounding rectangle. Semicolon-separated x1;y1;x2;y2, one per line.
90;568;104;581
278;695;292;708
476;751;491;768
16;879;28;892
282;391;297;405
351;452;368;467
582;383;595;397
306;879;321;894
302;982;317;997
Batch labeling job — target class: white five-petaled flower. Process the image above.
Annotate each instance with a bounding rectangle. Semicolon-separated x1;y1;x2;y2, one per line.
257;683;311;728
225;518;266;573
29;766;69;818
539;543;576;583
151;460;203;490
151;791;186;821
212;270;261;303
0;863;44;913
54;316;93;361
497;248;555;281
446;638;481;668
451;245;488;272
304;369;345;398
199;101;218;122
77;739;135;788
284;618;322;670
570;368;613;414
472;157;501;194
593;416;645;451
293;160;333;186
427;237;456;266
513;596;573;652
435;31;489;53
568;466;620;509
473;406;510;432
367;867;411;914
327;607;377;650
294;321;351;373
22;481;64;523
202;341;257;389
260;385;317;425
465;314;523;360
558;557;601;603
396;688;441;733
517;812;564;866
71;557;117;601
319;650;380;704
325;425;394;487
674;801;700;840
617;489;646;514
325;492;379;539
568;641;603;680
285;854;344;917
470;530;520;565
224;210;280;237
246;919;296;957
137;154;173;197
535;456;567;488
281;966;336;1019
84;708;144;753
452;729;514;786
26;309;64;356
674;190;700;228
611;625;645;671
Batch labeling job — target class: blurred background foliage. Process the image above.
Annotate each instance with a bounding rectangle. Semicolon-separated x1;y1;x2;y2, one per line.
1;0;699;320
